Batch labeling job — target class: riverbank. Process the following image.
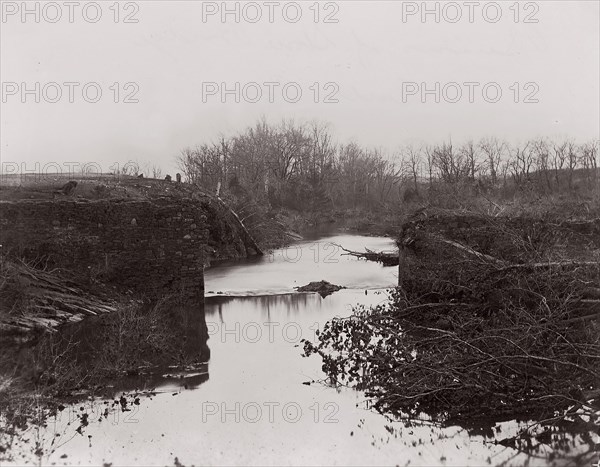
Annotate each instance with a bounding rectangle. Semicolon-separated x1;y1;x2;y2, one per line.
303;207;600;452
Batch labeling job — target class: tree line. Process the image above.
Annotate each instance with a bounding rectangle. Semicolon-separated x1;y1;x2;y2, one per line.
178;118;599;211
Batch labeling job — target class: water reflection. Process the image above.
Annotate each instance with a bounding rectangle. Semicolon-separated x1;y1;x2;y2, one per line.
34;301;213;396
207;292;324;321
106;303;212;395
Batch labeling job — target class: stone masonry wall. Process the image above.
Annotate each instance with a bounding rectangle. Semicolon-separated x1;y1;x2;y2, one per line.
0;197;208;301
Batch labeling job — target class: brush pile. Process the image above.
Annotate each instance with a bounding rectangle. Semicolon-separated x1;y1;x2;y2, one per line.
304;210;600;428
0;256;116;341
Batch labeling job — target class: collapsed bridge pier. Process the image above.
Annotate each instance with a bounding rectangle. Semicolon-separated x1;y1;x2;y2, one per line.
0;197;210;302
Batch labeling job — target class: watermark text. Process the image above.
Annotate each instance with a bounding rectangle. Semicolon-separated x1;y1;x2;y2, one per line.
1;1;140;23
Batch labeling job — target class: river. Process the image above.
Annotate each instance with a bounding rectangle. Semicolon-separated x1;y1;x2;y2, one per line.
7;233;593;466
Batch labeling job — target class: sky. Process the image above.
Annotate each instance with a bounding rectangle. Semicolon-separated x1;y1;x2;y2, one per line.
1;0;599;176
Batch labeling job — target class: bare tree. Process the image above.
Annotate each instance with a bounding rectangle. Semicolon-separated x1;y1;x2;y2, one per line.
402;145;422;194
424;145;435;191
551;140;567;191
479;137;505;185
459;140;480;181
177;144;223;188
432;142;470;184
580;140;599;189
510;141;534;188
527;138;551;192
566;140;579;191
371;149;401;203
337;142;365;207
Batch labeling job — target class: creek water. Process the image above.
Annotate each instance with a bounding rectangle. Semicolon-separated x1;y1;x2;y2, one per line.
8;233;594;466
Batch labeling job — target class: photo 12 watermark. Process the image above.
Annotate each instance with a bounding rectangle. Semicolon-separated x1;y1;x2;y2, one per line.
201;81;340;104
206;320;321;344
201;401;340;424
267;241;342;264
200;1;339;24
0;162;149;183
1;82;140;104
1;1;140;24
401;81;540;104
400;1;539;24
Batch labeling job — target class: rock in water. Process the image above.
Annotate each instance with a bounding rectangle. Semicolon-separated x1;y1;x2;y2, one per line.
296;280;345;298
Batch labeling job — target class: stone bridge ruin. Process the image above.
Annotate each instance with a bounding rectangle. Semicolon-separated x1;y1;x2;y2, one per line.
0;197;211;302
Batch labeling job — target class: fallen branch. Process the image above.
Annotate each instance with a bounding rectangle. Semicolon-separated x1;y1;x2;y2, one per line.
497;261;599;272
429;234;509;266
334;243;399;266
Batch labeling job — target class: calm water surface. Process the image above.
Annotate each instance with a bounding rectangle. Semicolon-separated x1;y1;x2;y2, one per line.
9;234;593;466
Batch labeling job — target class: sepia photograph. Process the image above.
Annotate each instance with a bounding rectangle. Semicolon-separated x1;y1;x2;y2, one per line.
0;1;599;465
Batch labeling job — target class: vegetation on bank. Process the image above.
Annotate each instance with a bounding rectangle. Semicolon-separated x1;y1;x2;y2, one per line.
303;200;600;453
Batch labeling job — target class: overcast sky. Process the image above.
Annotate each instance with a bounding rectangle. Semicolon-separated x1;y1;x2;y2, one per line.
1;0;599;176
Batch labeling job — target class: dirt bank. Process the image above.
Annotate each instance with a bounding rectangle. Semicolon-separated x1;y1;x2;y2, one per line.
304;208;600;449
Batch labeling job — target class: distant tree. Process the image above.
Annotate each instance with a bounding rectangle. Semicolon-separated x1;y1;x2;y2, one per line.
580;140;599;188
424;145;435;191
566;140;579;191
402;145;422;194
177;117;599;212
510;142;533;188
479;137;505;185
551;140;567;192
459;140;479;181
432;142;470;184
